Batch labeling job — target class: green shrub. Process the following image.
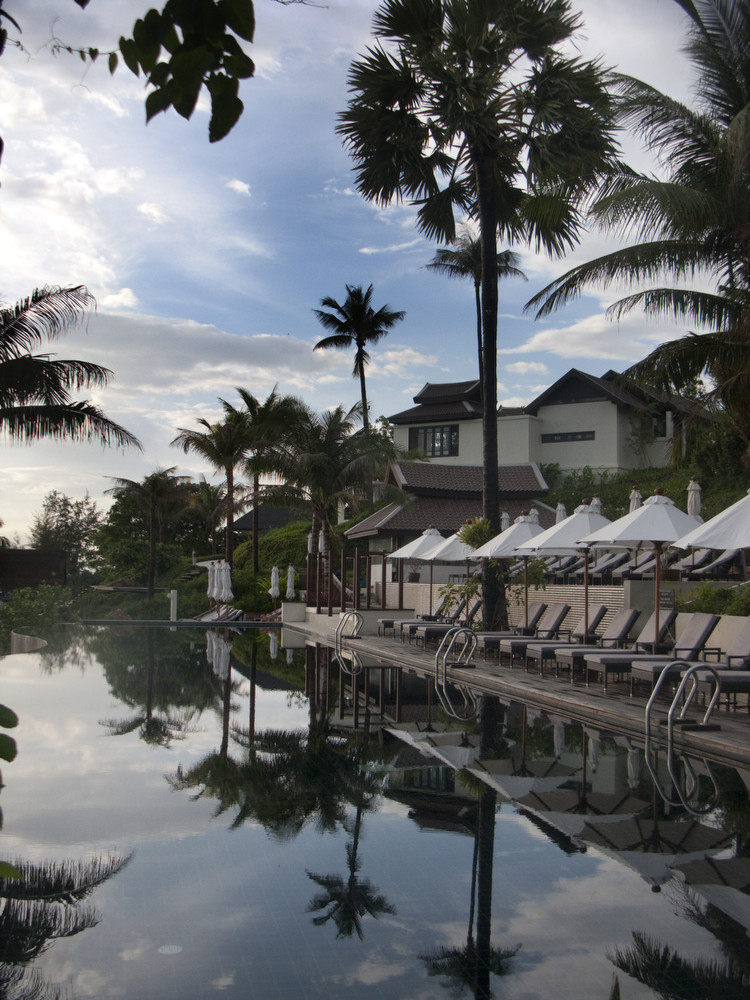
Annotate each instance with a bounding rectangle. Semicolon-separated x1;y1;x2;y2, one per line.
0;585;73;649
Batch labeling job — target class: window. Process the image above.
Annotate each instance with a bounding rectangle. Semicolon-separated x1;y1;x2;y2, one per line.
540;430;595;443
409;424;459;456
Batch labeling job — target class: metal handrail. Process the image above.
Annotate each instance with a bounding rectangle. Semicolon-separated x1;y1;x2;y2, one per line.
335;610;363;652
334;647;364;677
432;628;479;721
644;659;722;816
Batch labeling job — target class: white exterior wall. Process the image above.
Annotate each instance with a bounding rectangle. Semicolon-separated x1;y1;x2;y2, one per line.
497;414;540;463
393;419;484;465
533;400;621;471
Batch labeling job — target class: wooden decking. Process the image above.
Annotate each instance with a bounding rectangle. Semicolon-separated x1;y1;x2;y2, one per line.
285;624;750;769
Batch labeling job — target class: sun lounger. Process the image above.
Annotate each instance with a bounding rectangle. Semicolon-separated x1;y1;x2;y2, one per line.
574;550;628;583
686;548;744;580
385;596;469;640
496;604;572;665
583;612;719;692
635;616;750;698
611;550;654;582
553;609;661;683
670;548;713;576
473;602;548;658
377;592;456;636
523;604;609;673
412;597;483;646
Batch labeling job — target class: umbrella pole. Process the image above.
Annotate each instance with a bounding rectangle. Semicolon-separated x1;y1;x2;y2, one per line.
524;558;529;630
429;562;434;617
654;542;661;650
583;547;589;637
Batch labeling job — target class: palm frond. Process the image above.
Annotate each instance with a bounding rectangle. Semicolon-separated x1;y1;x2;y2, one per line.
0;402;141;448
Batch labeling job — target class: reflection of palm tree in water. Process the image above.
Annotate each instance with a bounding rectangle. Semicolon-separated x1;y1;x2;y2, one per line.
98;629;204;746
306;794;395;940
0;853;130;1000
421;697;520;998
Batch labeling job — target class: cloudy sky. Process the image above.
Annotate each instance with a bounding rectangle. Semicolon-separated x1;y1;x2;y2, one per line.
1;0;696;539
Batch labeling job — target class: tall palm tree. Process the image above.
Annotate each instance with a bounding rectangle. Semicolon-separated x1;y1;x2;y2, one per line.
188;475;228;555
338;0;616;626
427;227;526;384
171;403;253;566
0;285;140;448
313;284;405;432
105;467;191;597
527;0;750;458
234;385;304;574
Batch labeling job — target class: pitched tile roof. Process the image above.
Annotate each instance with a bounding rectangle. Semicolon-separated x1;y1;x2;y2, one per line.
345;496;555;539
390;461;547;497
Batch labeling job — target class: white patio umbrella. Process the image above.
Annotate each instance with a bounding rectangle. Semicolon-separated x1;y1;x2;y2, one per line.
629;487;643;513
207;561;218;602
423;532;478;615
555;502;567;523
387;526;445;615
285;564;296;600
581;490;701;647
268;565;280;603
515;502;611;634
673;486;750;551
473;513;544;629
686;477;702;519
219;561;233;604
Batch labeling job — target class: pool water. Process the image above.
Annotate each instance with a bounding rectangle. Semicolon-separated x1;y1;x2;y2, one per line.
1;626;748;1000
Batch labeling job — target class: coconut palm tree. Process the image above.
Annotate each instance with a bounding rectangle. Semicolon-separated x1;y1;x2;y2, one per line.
0;285;140;448
427;227;526;384
233;385;304;574
171;403;253;566
265;401;387;556
313;284;405;432
527;0;750;458
188;475;228;555
338;0;616;625
105;467;191;597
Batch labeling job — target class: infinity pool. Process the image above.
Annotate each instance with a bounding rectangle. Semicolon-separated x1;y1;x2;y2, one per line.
1;626;748;999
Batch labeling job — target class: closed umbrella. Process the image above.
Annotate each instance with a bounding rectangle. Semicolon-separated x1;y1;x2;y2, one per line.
581;490;701;647
629;487;643;513
501;511;511;531
207;561;218;602
268;565;280;603
219;561;233;604
555;502;567;523
686;477;702;519
285;564;296;600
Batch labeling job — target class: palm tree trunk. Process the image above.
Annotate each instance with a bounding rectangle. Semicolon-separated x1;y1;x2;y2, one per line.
359;363;369;433
475;147;504;629
225;465;235;566
147;503;157;598
252;472;260;575
474;279;483;386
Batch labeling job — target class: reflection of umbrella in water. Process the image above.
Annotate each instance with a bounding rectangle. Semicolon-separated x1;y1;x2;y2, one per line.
672;855;750;892
517;787;649;817
577;817;734;887
269;632;279;660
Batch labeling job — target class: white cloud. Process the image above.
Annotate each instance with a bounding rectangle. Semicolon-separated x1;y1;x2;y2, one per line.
505;360;549;375
100;287;139;310
372;346;438;377
359;238;423;255
226;179;251;197
137;202;170;226
506;312;680;362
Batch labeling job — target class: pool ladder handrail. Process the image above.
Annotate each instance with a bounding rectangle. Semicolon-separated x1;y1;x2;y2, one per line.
643;659;722;816
432;627;479;721
332;610;365;676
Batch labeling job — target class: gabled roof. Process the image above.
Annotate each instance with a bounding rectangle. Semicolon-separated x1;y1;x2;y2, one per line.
389;380;482;424
388;461;547;497
345;496;555;539
524;368;704;417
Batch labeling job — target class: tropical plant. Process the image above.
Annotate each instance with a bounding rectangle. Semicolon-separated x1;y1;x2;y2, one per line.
265;402;388;554
427;225;526;383
105;467;191;597
313;284;405;432
528;0;750;460
187;475;228;555
233;385;304;574
338;0;616;626
0;285;140;448
172;402;253;565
